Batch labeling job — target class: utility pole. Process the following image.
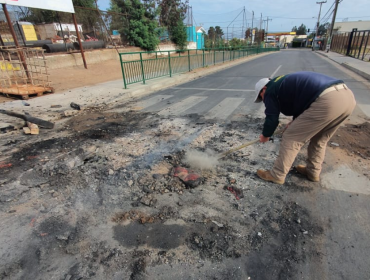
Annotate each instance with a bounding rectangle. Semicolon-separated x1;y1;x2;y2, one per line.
251;11;254;45
327;0;340;52
242;7;245;40
315;1;327;37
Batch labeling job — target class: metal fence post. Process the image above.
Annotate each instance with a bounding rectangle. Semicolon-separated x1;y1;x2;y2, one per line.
357;32;366;59
168;51;172;77
188;50;191;72
362;31;370;61
223;49;225;63
346;28;357;56
119;53;127;89
214;49;216;65
139;52;145;85
202;49;205;67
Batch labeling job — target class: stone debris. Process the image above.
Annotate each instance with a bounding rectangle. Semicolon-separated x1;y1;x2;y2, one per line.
224;185;244;200
70;102;81;110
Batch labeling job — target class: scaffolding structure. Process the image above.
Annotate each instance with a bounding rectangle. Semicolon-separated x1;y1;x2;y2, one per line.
0;47;53;99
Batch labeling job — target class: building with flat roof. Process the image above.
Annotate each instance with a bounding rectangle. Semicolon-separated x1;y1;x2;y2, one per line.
333;21;370;33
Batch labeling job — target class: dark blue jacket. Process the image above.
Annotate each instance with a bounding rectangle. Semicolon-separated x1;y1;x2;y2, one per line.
262;71;343;137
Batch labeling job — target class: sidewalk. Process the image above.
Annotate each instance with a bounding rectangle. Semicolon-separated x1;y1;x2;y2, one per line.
315;50;370;81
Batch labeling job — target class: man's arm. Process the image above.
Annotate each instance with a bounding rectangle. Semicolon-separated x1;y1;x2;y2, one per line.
262;114;279;137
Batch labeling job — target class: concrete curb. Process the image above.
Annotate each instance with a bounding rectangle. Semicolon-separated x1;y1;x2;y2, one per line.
315;51;370;81
340;63;370;81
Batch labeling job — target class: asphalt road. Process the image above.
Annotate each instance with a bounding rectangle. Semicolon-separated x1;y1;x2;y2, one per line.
129;49;370;280
132;49;370;122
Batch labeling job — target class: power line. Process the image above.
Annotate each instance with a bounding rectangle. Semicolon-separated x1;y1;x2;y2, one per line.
193;7;243;16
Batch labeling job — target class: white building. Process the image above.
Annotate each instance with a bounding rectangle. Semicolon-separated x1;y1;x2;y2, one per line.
333;20;370;34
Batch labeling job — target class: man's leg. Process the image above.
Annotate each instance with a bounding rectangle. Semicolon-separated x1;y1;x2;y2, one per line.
306;88;356;177
270;87;355;182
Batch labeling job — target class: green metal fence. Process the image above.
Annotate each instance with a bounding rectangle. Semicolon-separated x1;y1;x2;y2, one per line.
119;47;279;89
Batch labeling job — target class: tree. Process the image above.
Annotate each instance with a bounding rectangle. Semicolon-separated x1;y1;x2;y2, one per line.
157;0;188;26
245;28;251;39
114;0;159;51
215;26;223;39
229;38;241;49
207;26;215;47
297;23;307;35
317;22;330;36
156;0;188;49
170;18;187;50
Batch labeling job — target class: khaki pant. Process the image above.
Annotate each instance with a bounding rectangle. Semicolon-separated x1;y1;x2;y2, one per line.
270;85;356;182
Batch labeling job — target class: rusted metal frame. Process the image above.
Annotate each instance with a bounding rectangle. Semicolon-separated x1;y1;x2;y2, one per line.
2;4;31;81
16;21;26;46
94;0;119;55
71;13;87;69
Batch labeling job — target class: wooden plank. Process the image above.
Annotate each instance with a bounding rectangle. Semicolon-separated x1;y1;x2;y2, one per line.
27;122;39;135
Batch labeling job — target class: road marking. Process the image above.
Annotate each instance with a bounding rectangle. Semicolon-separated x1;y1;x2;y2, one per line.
270;65;282;79
136;95;173;110
205;97;245;120
158;96;207;116
173;87;254;92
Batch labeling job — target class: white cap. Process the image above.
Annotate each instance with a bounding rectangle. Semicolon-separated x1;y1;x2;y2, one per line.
254;78;270;103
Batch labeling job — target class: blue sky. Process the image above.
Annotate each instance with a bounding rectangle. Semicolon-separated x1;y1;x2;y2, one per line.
97;0;369;34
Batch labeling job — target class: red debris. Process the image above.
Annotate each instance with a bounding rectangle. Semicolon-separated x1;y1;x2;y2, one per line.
0;162;12;169
173;166;188;179
173;166;202;188
26;155;38;160
183;173;200;182
224;186;244;200
30;218;36;227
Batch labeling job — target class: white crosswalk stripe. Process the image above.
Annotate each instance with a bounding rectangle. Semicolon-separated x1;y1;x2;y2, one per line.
158;96;207;116
137;95;173;109
136;94;265;120
204;97;245;119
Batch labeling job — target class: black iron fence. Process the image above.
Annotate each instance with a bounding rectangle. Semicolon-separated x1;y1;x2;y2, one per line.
331;28;370;61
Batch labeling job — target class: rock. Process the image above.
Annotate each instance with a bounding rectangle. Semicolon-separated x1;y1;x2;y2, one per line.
257;232;262;237
296;218;301;224
142;186;153;193
212;220;224;228
140;194;156;206
70;102;81;110
63;110;79;117
330;142;339;147
108;169;114;175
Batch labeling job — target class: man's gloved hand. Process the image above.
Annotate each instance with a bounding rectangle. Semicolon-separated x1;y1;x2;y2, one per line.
259;134;270;143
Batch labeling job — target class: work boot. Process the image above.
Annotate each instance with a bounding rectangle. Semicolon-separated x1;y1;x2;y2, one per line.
256;170;284;185
295;165;320;182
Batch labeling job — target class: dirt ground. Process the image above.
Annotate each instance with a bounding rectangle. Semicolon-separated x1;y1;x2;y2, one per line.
0;59;123;104
1;96;370;279
1;57;370;279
